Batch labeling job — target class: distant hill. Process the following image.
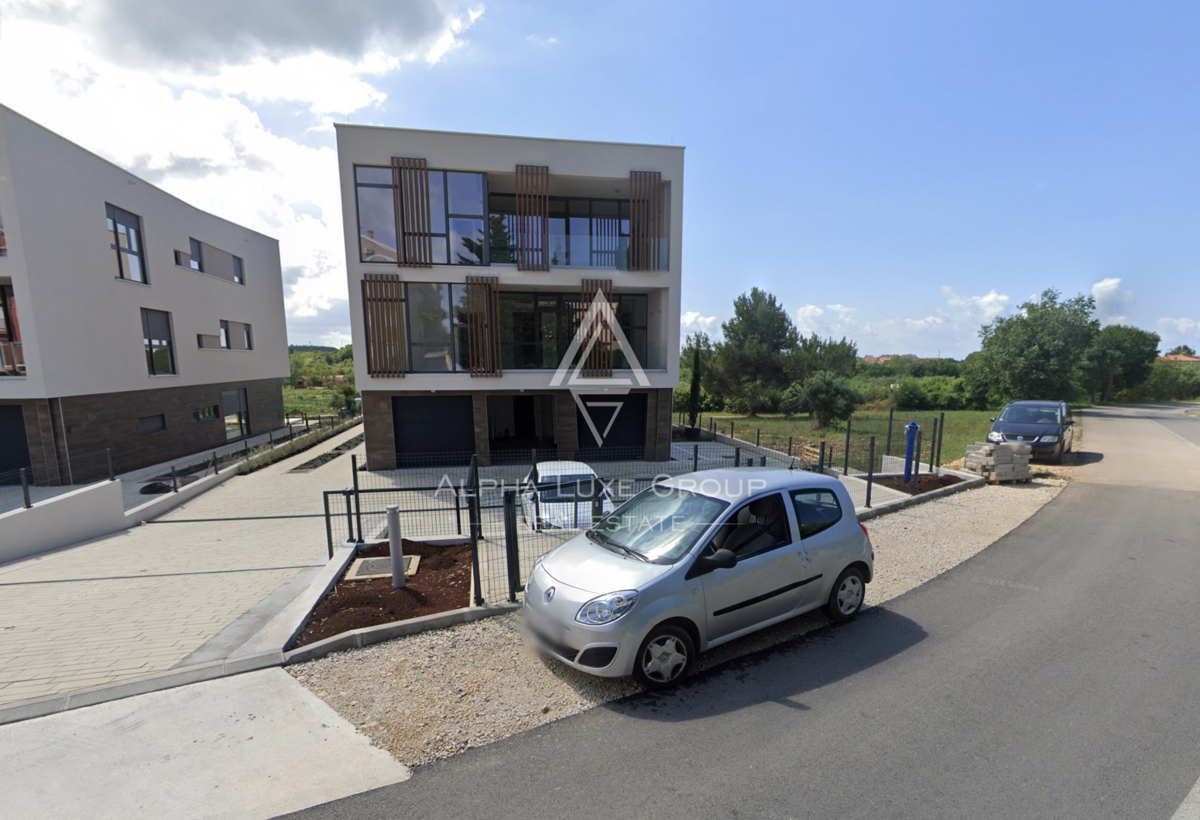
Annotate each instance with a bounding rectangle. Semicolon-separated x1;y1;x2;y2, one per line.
289;344;337;353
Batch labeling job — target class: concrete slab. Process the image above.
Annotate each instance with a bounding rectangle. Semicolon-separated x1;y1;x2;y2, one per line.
0;668;408;820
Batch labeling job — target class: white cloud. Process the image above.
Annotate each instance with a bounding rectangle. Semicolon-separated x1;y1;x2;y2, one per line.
1157;317;1199;337
1090;277;1134;325
681;311;718;335
525;35;559;46
0;4;483;344
794;305;825;335
321;331;353;348
942;286;1010;322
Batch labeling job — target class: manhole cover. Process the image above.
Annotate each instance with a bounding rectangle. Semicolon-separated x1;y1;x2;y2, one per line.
346;555;420;581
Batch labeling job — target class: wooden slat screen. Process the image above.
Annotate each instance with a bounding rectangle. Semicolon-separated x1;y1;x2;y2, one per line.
629;170;664;271
465;275;502;377
391;157;433;268
362;273;406;377
515;164;549;271
580;278;614;379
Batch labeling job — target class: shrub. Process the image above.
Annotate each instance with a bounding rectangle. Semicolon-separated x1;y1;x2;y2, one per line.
802;371;862;429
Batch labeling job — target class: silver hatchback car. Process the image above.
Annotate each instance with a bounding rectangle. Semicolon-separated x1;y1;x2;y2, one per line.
523;468;874;689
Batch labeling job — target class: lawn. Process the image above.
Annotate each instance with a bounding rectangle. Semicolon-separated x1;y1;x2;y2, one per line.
283;386;338;417
676;409;999;467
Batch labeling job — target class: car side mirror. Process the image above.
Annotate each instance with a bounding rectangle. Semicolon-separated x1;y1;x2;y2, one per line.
685;548;738;580
1064;419;1074;426
989;418;996;422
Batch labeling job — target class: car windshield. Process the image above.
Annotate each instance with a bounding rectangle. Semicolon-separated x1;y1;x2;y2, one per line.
535;474;597;502
998;405;1061;425
587;486;729;564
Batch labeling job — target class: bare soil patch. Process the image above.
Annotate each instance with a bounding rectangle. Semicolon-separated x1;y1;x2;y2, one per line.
289;538;471;649
873;473;964;494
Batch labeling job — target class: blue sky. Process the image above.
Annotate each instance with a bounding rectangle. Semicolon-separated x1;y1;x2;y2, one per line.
3;0;1198;357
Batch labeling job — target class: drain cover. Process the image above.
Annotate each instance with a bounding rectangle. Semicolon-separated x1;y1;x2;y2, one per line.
346;555;420;581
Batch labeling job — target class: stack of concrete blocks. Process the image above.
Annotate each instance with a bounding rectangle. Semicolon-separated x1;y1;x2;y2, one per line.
964;442;1033;482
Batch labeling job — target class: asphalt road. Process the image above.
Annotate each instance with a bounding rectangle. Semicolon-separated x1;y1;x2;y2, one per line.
284;403;1200;820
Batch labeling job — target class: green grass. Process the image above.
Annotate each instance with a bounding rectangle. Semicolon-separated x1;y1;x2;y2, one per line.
283;386;338;417
677;409;999;467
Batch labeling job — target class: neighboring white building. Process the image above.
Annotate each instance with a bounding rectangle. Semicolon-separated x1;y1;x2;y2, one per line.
0;106;289;481
334;124;684;468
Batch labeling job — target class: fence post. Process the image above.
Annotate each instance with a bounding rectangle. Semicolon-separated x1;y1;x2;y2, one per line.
387;505;405;589
756;428;761;447
936;411;946;470
928;418;938;473
843;418;852;475
344;490;354;543
106;449;115;481
693;443;699;472
731;420;735;440
268;430;274;446
244;439;250;456
212;451;219;475
351;454;364;543
503;490;521;603
171;465;179;493
454;487;463;535
734;446;741;467
912;431;923;495
323;492;334;559
788;436;793;458
819;441;826;474
20;467;31;509
886;407;895;456
468;455;484;606
305;412;310;432
866;436;876;508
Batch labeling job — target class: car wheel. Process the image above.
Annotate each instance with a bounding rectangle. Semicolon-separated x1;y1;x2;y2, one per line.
826;567;866;622
633;624;694;690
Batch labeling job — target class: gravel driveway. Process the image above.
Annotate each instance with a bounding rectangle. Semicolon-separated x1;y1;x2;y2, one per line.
289;476;1066;767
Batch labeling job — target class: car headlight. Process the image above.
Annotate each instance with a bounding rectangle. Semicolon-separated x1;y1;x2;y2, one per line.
987;431;1004;443
1040;435;1059;443
576;590;639;625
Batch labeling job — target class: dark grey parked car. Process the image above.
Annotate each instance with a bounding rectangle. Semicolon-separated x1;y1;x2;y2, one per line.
987;400;1074;463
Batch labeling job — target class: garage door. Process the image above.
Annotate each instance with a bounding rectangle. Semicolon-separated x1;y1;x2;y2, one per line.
0;404;31;481
392;395;475;466
575;392;646;460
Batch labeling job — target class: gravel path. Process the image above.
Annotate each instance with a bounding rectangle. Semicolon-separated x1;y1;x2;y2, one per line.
289;476;1067;767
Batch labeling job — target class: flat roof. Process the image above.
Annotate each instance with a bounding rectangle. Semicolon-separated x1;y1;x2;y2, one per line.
334;121;684;151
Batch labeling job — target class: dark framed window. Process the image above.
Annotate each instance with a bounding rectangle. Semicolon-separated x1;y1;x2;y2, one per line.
243;324;253;350
193;405;219;423
407;282;453;372
219;320;230;349
222;388;249;440
232;256;244;284
141;308;176;375
614;294;648;369
107;204;148;283
189;238;203;271
790;489;843;539
354;166;398;263
489;196;629;269
707;493;792;560
138;414;166;434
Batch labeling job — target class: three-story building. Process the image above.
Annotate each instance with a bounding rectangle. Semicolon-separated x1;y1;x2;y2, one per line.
335;125;683;468
0;106;289;481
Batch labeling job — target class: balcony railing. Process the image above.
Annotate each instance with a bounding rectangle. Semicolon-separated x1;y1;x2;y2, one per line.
0;341;24;376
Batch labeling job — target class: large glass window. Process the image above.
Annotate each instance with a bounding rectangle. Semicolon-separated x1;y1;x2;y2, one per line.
439;171;485;266
529;197;629;268
221;388;249;440
355;166;487;266
141;308;176;375
108;204;148;283
614;294;648;369
408;283;453;372
355;166;397;263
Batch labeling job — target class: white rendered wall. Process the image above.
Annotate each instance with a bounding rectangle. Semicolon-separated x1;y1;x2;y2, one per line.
0;106;289;401
334;124;683;395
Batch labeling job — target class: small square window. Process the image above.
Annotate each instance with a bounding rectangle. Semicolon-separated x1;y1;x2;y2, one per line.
138;414;166;434
193;405;219;423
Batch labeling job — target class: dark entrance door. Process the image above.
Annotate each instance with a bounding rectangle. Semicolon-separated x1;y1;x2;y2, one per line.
575;392;647;460
0;404;31;479
392;395;475;466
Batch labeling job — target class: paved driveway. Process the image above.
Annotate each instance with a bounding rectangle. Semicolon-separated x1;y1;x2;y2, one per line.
0;425;363;707
285;404;1200;820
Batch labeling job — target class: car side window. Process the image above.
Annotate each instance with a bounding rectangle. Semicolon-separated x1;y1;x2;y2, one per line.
791;490;843;539
707;493;791;560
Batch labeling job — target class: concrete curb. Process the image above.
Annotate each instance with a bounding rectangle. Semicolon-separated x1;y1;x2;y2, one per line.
857;467;986;522
283;603;522;665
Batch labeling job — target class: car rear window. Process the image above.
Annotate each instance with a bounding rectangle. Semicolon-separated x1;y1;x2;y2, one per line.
790;489;843;539
536;474;597;502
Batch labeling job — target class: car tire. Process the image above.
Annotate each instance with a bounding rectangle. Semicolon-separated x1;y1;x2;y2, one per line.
826;567;866;622
633;624;694;690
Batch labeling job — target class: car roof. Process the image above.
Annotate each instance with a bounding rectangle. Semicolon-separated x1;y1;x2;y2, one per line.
531;461;598;477
658;467;844;505
1004;400;1064;407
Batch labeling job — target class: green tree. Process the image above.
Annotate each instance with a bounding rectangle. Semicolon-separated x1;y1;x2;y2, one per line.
1166;344;1197;357
802;371;862;429
786;333;859;383
710;288;797;416
970;289;1099;403
1083;324;1160;401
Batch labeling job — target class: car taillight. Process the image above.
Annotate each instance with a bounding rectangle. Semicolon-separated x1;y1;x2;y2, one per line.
859;522;870;540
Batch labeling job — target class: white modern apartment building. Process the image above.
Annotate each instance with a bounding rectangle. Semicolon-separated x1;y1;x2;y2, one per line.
0;106;289;481
335;124;684;468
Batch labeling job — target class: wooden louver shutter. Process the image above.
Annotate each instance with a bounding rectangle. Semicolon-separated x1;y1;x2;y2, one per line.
391;157;433;268
629;170;663;271
580;278;614;379
465;275;502;377
362;273;406;377
515;164;549;271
